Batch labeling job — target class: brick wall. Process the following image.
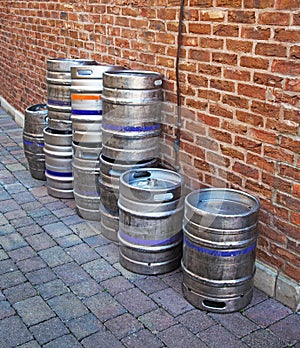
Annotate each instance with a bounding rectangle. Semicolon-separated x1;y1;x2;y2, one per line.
0;0;299;283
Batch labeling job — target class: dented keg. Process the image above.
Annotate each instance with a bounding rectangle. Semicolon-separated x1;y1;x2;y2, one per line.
102;70;162;162
118;168;184;275
46;58;96;131
182;188;260;313
23;104;48;180
44;127;73;198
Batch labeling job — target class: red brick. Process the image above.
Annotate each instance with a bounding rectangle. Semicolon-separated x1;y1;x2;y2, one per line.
235;135;263;154
200;10;226;22
293;183;300;199
232;161;259;179
240;56;269;70
222;94;249;109
197;112;220;127
228;10;256;23
258;224;287;246
221;145;244;160
198;63;222;76
224;68;251;81
258;12;290;26
253;72;283;88
209;128;233;144
255;42;287;58
272;60;300;76
226;39;253;53
251;100;280;119
188;49;210;62
238;83;266;100
236;110;264;127
286;78;300;92
195;136;219;151
216;0;242;7
285;263;300;283
198;89;221;102
245;180;273;199
277;193;300;213
293;12;300;25
247;153;275;172
279;163;300;182
187;74;208;87
270;244;300;268
221;119;247;134
264;145;294;163
250;128;278;145
188;23;211;35
211;79;235;92
241;27;271;40
200;37;224;49
280;136;300;153
190;0;213;6
276;0;300;9
290;211;300;225
267;118;298;135
244;0;275;8
212;52;237;65
213;24;239;37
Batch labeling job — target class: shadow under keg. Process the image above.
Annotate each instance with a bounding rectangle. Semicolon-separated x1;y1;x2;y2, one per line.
182;188;260;313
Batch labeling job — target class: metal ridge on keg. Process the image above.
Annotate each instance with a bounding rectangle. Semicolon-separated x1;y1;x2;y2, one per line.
47;58;97;72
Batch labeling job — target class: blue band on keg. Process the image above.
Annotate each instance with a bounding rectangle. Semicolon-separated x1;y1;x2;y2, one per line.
119;229;182;247
47;99;71;107
23;140;44;147
72;109;102;115
102;123;161;132
183;236;256;257
46;169;73;177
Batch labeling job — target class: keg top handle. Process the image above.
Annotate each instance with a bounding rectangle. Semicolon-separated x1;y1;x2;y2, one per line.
185;188;260;218
71;65;125;79
27;104;47;112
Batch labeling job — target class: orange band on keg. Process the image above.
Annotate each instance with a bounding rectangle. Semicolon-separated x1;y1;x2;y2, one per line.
71;94;102;100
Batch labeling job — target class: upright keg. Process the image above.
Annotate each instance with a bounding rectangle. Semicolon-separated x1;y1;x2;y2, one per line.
99;155;157;243
23;104;48;180
47;58;96;131
44;127;73;198
182;188;260;313
72;143;101;220
102;70;162;162
118;168;184;275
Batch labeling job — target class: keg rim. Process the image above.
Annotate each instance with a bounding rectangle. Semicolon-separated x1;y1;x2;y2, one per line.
185;188;260;218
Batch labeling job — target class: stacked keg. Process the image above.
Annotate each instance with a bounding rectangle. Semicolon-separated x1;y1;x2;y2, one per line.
99;70;163;242
44;58;96;198
70;65;123;220
23;104;48;180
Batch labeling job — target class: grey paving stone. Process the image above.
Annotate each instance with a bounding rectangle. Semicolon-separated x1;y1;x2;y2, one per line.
82;258;120;282
43;222;73;239
39;246;73;267
0;232;28;251
178;309;216;334
0;316;33;348
70;279;102;299
83;234;110;248
44;201;67;211
13;296;55;326
25;232;56;251
17;256;47;273
0;258;17;274
95;243;120;264
134;276;169;295
245;287;270;308
198;323;249;348
0;199;20;213
66;313;103;340
53;207;77;218
8;245;36;261
3;183;26;194
150;287;193;317
17;340;41;348
18;224;44;237
101;276;135;296
139;308;178;333
4;209;27;221
105;312;144;339
10;216;36;228
0;224;15;236
36;279;69;300
21;201;43;212
56;234;82;248
26;267;57;285
244;298;292;328
209;311;259;338
116;288;158;317
0;300;15;319
242;328;288;348
0;248;8;260
47;292;89;321
66;243;98;265
0;190;10;202
84;291;126;322
60;214;84;226
160;269;183;294
123;328;166;348
53;262;91;286
0;290;5;301
11;191;36;204
71;222;99;238
3;282;37;304
114;262;146;282
0;213;9;226
269;313;300;345
43;334;83;348
30;317;69;345
28;207;51;219
29;186;48;198
0;270;26;290
81;329;124;348
32;214;59;226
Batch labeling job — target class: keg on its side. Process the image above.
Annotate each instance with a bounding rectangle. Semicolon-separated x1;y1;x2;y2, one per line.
118;168;184;275
182;188;260;313
47;58;96;131
102;70;162;162
23;104;48;180
44;127;73;199
99;155;157;243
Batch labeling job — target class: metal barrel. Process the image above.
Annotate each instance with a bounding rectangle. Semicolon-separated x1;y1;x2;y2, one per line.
23;104;48;180
118;168;184;275
70;65;123;145
46;58;96;131
72;142;101;221
182;188;260;313
99;155;157;243
43;127;73;199
102;70;162;162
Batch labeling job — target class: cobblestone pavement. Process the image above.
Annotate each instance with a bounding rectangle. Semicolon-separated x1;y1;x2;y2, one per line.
0;107;299;348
